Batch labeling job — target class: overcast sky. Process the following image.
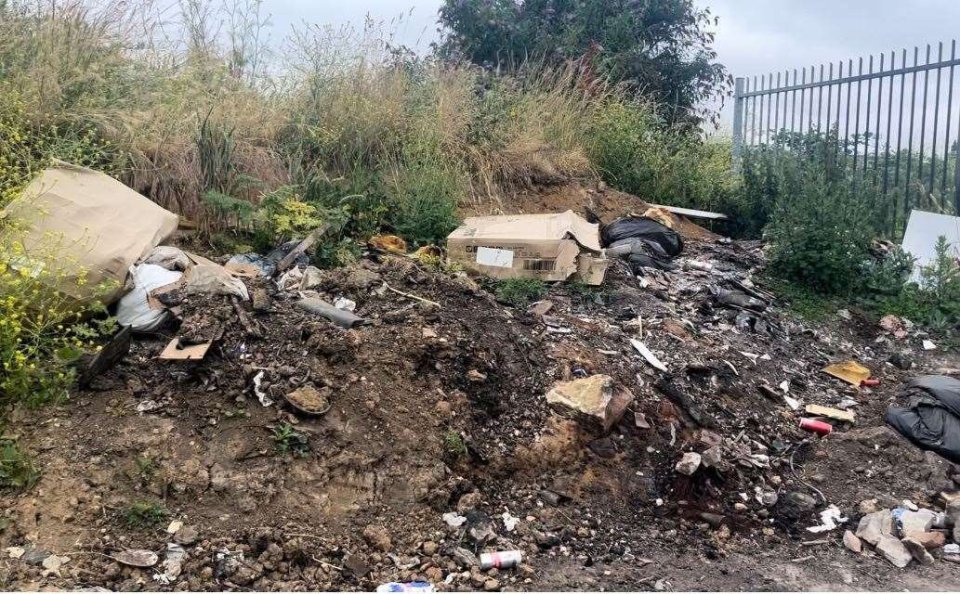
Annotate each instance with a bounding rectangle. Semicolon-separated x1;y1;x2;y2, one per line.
265;0;960;133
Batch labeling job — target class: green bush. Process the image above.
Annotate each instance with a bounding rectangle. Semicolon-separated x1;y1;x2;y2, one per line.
495;278;547;307
766;167;873;295
864;237;960;330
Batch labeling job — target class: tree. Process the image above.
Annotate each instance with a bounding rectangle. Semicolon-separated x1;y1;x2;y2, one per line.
436;0;730;126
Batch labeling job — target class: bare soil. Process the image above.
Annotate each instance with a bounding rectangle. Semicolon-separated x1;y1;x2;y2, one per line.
2;190;960;592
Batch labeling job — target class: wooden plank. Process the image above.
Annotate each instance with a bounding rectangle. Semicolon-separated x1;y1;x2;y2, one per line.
647;204;729;220
275;225;330;274
804;404;856;423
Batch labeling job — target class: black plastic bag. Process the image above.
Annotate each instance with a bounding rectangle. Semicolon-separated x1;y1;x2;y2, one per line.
885;376;960;464
601;217;684;257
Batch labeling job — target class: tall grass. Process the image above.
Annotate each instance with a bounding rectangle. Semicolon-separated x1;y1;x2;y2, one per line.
0;0;737;246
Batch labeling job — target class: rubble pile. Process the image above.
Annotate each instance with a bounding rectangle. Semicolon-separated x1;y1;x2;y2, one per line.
1;206;959;590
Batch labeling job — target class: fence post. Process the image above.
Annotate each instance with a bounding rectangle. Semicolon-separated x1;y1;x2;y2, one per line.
732;77;745;171
954;150;960;215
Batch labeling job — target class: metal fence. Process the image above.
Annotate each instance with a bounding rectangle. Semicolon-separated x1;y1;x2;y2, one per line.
732;39;960;228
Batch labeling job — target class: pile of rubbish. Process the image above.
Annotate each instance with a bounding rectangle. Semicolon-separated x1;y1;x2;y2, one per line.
845;497;960;568
4;163;960;590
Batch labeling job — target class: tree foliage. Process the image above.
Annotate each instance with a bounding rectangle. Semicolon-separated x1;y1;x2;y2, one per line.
436;0;730;125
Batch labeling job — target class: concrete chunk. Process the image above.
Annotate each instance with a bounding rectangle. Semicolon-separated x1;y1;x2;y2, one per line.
876;535;912;568
675;452;702;476
843;530;862;553
902;538;936;566
856;510;892;546
910;531;946;549
545;375;634;433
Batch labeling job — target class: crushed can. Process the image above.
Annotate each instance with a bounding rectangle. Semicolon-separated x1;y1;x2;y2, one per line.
480;550;523;570
376;582;435;593
799;418;832;436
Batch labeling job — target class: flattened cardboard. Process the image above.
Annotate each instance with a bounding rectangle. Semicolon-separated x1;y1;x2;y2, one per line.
447;210;607;284
901;210;960;283
160;338;212;361
823;360;871;386
3;162;178;305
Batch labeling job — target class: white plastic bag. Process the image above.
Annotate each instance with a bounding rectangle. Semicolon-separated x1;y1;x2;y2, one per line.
116;264;183;331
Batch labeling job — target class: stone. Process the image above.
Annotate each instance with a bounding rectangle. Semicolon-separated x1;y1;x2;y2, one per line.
41;555;69;572
451;547;479;568
457;492;482;512
700;446;724;469
535;531;561;548
675;452;702;476
175;526;200;546
545;375;634;433
483;578;500;591
855;510;892;547
858;499;880;515
343;553;371;577
733;503;748;512
425;566;443;582
780;491;816;518
843;530;862;553
362;525;392;552
910;531;946;549
527;300;553;317
875;535;912;568
422;541;438;556
20;548;51;566
946;500;960;542
902;538;936;566
114;549;159;568
699;512;725;528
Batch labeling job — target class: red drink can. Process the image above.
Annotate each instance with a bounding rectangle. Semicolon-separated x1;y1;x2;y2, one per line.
799;418;832;436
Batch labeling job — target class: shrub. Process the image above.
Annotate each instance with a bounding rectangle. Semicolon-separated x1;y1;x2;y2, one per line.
0;230;115;408
495;278;547;307
121;501;168;528
864;237;960;330
763;139;875;296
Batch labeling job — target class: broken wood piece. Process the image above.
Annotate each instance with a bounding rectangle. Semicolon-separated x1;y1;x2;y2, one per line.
647;203;728;221
804;404;855;423
79;326;131;387
275;225;330;274
160;338;212;361
630;339;668;372
231;296;264;338
383;282;441;308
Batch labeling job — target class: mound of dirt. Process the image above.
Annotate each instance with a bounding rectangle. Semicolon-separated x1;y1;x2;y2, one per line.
461;180;719;242
1;232;959;591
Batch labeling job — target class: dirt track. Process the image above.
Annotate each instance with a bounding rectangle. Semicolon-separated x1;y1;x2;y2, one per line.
2;219;960;591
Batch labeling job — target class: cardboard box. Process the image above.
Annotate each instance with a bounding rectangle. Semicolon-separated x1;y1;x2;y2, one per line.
447;210;608;285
